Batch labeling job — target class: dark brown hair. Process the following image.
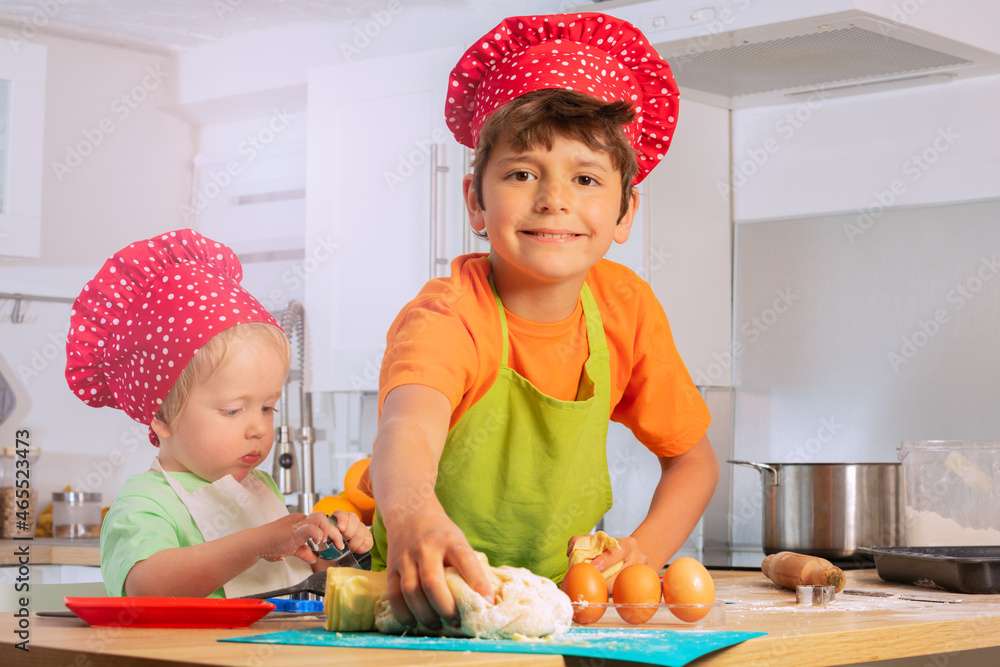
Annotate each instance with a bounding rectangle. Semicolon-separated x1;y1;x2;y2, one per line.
470;89;639;231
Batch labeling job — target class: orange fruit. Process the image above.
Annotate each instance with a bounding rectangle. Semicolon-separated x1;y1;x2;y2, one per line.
313;494;362;521
343;457;376;512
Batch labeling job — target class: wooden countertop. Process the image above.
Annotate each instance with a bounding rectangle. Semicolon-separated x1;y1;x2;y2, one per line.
3;570;999;667
0;537;100;567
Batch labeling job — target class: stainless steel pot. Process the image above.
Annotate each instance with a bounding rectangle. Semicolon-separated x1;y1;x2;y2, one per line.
730;461;903;561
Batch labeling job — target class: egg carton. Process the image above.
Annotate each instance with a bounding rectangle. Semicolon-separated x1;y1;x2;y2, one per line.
570;601;726;627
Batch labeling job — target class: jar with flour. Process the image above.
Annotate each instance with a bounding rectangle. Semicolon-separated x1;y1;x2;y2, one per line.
898;440;1000;546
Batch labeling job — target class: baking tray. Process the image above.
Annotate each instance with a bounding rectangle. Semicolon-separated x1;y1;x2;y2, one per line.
859;546;1000;594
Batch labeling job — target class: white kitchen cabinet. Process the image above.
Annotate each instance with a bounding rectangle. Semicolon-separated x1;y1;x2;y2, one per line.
305;46;472;392
192;114;308;260
0;39;46;259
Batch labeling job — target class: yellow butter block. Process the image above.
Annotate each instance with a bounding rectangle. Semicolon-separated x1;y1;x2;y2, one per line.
324;568;388;632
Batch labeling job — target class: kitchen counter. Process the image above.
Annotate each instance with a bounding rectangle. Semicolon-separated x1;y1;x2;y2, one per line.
3;569;999;666
0;537;100;567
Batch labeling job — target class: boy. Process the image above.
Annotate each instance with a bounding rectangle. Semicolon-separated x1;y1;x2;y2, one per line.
368;13;719;631
66;229;372;598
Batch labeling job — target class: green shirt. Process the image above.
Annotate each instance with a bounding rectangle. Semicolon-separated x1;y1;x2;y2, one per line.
99;467;283;598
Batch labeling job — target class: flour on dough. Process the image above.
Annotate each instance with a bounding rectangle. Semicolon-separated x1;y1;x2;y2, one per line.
374;552;572;639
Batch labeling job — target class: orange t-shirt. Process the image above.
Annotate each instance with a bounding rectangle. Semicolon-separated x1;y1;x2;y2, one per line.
378;254;710;458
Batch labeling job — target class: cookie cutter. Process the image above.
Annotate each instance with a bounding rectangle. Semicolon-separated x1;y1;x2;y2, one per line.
307;536;362;569
796;585;836;606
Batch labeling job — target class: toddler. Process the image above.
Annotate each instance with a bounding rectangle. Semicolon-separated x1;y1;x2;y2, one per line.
66;229;372;598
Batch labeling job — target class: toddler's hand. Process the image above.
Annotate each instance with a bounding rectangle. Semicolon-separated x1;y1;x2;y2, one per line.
329;509;374;554
259;512;340;563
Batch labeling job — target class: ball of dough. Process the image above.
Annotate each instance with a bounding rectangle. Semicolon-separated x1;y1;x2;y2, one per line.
375;552;572;639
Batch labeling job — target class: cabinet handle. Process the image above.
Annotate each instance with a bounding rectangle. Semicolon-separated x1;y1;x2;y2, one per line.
462;147;473;255
430;144;450;278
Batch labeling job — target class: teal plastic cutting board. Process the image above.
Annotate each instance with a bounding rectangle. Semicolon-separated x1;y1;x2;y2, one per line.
222;626;765;666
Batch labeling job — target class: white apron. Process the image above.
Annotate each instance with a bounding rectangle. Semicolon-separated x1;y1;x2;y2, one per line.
152;458;313;598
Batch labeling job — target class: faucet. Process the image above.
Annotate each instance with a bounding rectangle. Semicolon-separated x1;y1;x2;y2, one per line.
273;300;317;513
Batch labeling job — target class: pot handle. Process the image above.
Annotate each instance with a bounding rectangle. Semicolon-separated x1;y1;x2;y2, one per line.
728;460;781;485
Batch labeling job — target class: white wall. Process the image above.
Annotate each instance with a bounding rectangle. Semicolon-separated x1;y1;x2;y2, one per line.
0;33;193;509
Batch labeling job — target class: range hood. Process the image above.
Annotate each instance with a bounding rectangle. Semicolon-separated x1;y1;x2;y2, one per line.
596;0;1000;107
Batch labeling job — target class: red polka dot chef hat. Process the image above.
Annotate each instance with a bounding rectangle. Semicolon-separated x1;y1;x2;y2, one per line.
445;12;679;183
65;229;280;445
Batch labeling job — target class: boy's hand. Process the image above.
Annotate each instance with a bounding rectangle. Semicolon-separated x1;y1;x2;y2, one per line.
573;535;650;590
385;510;494;631
373;384;492;629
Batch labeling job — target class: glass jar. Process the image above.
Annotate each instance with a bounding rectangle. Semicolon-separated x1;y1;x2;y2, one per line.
0;447;39;538
52;491;102;539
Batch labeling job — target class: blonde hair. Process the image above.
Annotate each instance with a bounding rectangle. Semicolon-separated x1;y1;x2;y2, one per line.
155;322;290;431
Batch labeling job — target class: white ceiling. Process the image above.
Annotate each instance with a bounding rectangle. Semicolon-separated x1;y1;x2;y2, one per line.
0;0;535;54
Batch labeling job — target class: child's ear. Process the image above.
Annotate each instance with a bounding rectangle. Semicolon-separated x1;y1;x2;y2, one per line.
613;186;640;244
151;415;173;440
463;174;486;233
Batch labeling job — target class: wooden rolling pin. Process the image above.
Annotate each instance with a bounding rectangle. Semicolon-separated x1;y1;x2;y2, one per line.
761;551;846;593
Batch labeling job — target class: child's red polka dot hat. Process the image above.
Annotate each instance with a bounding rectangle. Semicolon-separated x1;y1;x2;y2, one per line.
445;12;679;183
65;229;280;445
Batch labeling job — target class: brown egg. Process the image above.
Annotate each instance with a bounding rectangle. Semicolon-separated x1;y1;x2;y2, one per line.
612;563;661;624
560;562;608;624
662;557;715;622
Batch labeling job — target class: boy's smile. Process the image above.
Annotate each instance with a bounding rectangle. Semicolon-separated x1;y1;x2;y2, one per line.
466;134;638;319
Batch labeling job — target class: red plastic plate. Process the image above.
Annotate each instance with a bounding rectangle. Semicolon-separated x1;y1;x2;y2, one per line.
63;597;276;628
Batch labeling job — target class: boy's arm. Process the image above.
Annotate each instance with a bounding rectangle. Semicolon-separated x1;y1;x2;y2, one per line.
590;436;719;575
370;384;494;631
124;512;338;597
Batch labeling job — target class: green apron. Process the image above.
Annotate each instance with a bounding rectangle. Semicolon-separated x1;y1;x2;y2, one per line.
372;274;613;583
